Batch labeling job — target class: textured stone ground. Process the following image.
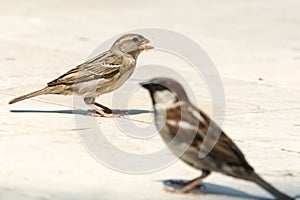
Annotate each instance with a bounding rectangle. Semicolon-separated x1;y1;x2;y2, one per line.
0;0;299;199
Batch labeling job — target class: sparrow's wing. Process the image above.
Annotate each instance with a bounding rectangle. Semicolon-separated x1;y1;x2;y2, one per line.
192;105;252;170
47;51;122;86
166;103;251;169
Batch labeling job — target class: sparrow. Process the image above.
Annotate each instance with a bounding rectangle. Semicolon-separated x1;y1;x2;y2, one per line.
9;34;153;117
141;78;294;200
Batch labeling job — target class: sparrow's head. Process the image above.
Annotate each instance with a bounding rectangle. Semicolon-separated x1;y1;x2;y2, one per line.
111;34;153;59
140;78;189;107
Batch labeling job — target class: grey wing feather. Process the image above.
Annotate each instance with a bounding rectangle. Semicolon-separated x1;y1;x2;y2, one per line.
47;51;122;86
195;109;253;170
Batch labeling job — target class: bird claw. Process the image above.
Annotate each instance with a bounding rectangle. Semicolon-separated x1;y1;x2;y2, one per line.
163;187;203;195
163;179;206;194
87;110;121;118
89;104;122;118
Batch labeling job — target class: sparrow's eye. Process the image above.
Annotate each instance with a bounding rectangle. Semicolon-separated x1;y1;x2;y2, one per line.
132;37;139;42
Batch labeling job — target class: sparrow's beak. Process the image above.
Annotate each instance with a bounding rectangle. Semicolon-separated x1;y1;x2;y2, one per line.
139;39;154;51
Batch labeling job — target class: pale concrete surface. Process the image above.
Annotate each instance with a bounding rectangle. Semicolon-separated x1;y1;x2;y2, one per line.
0;0;299;200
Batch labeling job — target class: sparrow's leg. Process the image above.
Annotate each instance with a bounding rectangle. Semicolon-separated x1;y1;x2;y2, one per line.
89;104;119;118
94;102;112;114
84;97;119;118
165;170;211;194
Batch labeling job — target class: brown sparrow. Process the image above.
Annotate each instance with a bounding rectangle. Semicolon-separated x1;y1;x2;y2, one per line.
9;34;153;117
141;78;294;200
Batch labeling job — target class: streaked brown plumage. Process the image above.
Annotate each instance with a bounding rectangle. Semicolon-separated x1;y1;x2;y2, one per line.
9;34;153;117
141;78;293;200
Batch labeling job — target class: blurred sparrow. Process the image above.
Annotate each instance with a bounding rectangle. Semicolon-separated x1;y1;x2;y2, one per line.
9;34;153;117
141;78;293;200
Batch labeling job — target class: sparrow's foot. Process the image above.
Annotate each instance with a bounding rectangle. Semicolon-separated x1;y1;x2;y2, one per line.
89;104;120;118
164;186;204;194
94;102;112;114
87;111;120;118
94;102;130;116
163;178;206;194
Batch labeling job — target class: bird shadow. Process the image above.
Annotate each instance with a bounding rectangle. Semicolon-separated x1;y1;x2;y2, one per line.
10;109;152;116
161;179;272;200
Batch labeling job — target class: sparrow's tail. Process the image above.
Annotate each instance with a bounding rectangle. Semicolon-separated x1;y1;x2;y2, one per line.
250;171;293;200
9;87;51;104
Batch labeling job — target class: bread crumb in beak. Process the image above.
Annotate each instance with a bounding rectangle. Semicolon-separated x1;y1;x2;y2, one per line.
139;44;154;50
